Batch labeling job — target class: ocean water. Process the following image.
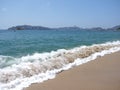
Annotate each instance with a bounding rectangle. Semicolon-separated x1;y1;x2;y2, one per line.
0;29;120;90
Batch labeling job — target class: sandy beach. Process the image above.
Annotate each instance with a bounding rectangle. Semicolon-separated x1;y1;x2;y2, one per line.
25;51;120;90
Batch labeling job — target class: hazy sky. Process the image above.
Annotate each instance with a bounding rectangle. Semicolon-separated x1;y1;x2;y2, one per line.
0;0;120;29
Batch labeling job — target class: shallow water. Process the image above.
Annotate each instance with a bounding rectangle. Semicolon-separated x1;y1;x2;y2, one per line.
0;29;120;90
0;30;120;57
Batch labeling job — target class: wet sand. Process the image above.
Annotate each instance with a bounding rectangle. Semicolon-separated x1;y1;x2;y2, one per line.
25;51;120;90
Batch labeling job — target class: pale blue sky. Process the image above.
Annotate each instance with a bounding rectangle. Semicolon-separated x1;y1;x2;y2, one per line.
0;0;120;29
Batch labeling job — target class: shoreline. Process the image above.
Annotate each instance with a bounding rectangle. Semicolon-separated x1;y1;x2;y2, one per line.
25;51;120;90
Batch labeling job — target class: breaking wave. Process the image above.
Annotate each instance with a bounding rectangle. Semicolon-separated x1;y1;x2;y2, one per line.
0;41;120;90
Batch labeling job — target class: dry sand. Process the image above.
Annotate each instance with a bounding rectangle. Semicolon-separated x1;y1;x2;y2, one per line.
25;52;120;90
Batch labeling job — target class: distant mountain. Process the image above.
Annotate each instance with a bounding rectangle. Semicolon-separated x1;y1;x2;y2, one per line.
86;27;105;31
109;25;120;31
7;25;120;31
8;25;51;30
53;26;83;30
86;25;120;31
8;25;82;30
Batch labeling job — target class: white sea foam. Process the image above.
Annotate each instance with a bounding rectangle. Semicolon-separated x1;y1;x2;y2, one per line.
0;41;120;90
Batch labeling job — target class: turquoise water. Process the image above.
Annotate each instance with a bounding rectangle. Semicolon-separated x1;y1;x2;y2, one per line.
0;29;120;57
0;29;120;90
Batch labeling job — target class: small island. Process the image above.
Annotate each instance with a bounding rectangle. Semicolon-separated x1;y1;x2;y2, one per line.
8;25;51;30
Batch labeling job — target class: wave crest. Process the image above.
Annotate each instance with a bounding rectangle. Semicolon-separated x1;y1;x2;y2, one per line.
0;41;120;90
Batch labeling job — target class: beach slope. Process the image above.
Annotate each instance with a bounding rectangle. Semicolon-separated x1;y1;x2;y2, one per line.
26;52;120;90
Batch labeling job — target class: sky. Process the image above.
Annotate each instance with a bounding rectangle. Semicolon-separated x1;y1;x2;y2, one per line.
0;0;120;29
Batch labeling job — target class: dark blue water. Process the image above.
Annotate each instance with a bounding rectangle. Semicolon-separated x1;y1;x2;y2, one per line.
0;29;120;57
